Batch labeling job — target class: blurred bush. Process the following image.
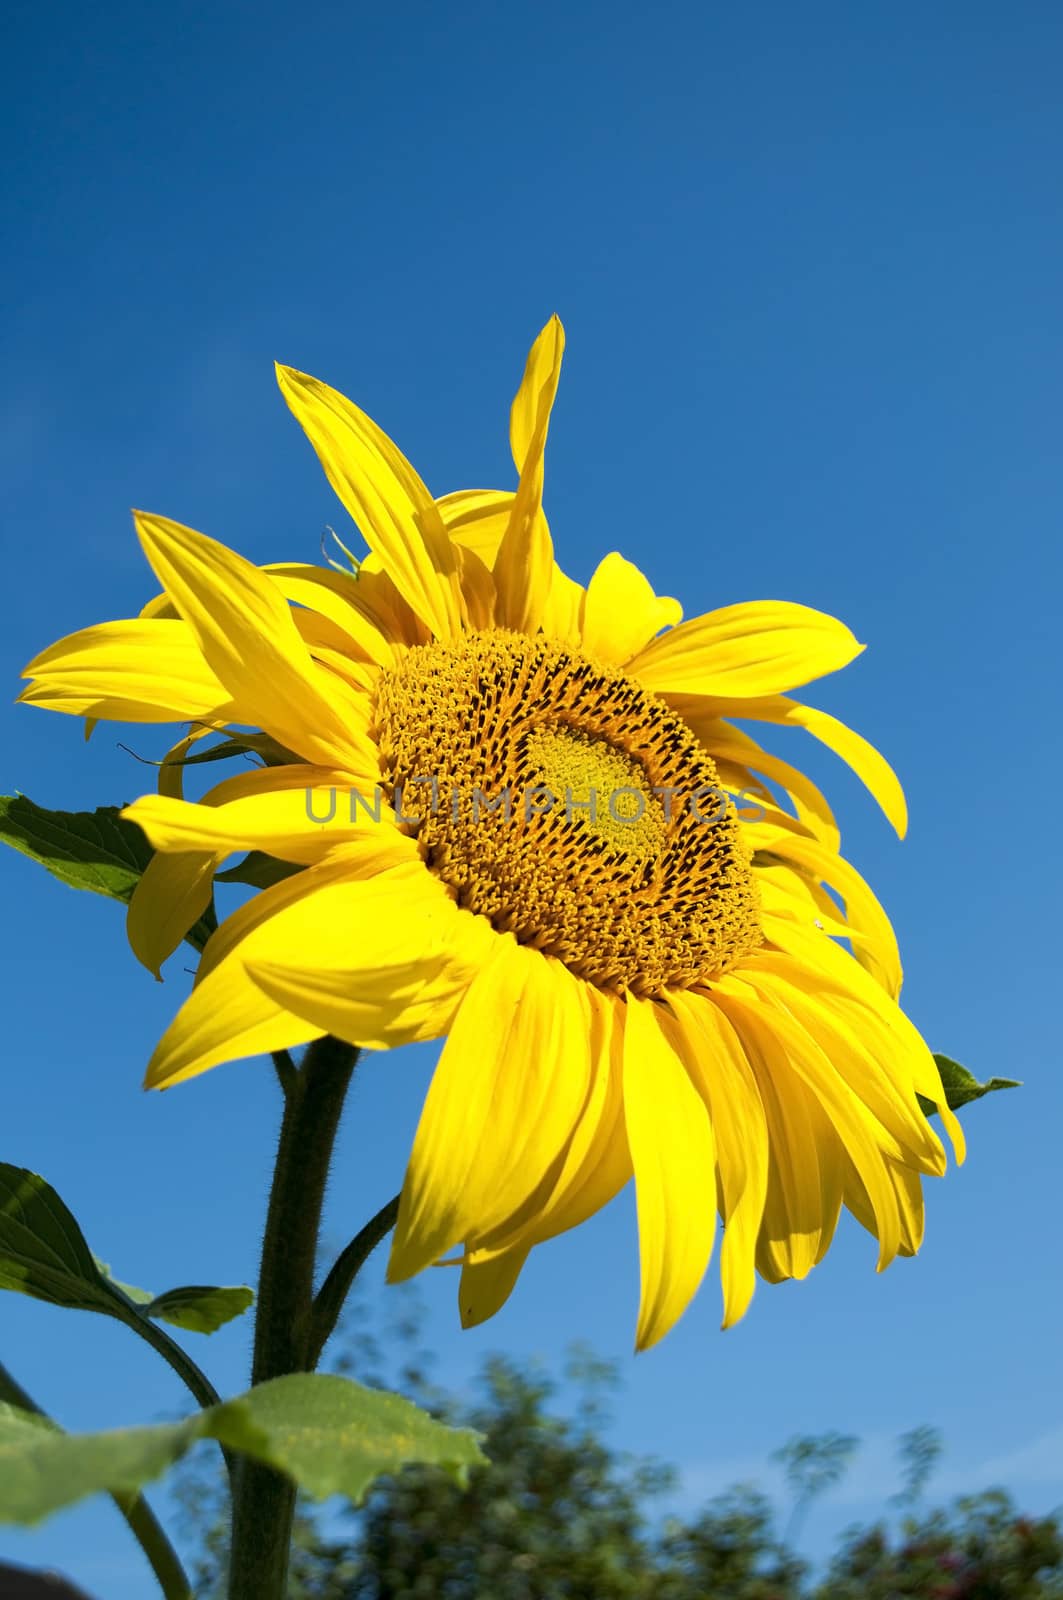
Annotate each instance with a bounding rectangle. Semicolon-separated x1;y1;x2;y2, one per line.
174;1297;1063;1599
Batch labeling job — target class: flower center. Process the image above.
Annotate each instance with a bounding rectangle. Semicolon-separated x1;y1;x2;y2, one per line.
372;630;762;996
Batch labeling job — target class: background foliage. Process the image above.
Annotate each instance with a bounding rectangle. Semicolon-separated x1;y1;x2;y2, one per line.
174;1300;1063;1600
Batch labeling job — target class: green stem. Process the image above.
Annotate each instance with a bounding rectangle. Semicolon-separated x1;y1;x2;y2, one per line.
112;1304;235;1482
227;1036;360;1600
116;1307;223;1415
271;1047;298;1097
308;1192;400;1368
0;1358;192;1600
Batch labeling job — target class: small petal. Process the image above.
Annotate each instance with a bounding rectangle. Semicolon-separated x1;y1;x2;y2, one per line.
276;364;463;640
580;554;681;664
630;601;863;699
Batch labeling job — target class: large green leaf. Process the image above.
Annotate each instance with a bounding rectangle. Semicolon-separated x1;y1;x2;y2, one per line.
920;1053;1021;1117
214;1373;484;1504
0;794;215;949
0;1374;485;1525
0;1403;203;1526
0;1165;251;1334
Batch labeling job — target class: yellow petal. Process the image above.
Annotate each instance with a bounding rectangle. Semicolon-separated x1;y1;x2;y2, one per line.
710;984;841;1282
677;708;840;851
622;996;717;1351
439;488;582;641
629;601;863;699
671;692;907;838
388;940;592;1282
353;557;432;647
473;984;632;1257
123;763;389;866
751;821;902;997
716;973;901;1270
845;1156;925;1256
246;900;496;1052
509;315;565;476
743;950;946;1175
276;364;463;640
454;544;497;631
437;489;513;563
134;512;371;771
20;618;229;723
753;917;965;1167
264;564;396;667
457;1245;530;1328
667;991;769;1329
579;553;682;665
493;317;564;633
145;849;434;1087
541;563;585;645
127;848;220;981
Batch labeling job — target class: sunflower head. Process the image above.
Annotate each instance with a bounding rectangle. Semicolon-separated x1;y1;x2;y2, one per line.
18;315;964;1350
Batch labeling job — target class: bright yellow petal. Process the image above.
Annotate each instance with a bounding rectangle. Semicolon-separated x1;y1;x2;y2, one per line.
541;563;585;645
670;692;907;838
134;512;372;771
629;602;864;699
388;939;592;1282
667;991;769;1329
264;564;396;667
579;553;682;665
752;917;965;1166
472;984;632;1258
20;619;229;723
709;983;842;1282
276;364;463;640
437;489;512;563
677;708;840;851
123;763;389;866
716;973;901;1269
752;821;902;997
742;950;946;1175
353;558;431;648
246;899;497;1051
509;315;564;476
127;848;219;981
622;996;717;1351
457;1245;529;1328
493;317;564;633
145;848;436;1087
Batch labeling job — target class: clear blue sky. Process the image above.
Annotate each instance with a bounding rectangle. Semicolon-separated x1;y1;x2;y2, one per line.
2;2;1060;1591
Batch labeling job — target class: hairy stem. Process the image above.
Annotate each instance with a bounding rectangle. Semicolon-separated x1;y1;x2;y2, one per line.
308;1192;400;1368
227;1036;359;1600
0;1358;192;1600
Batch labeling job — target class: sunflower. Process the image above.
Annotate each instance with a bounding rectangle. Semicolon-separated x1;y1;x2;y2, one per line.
20;317;963;1348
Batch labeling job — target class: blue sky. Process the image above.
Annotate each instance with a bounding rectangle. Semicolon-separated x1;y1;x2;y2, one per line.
2;1;1060;1591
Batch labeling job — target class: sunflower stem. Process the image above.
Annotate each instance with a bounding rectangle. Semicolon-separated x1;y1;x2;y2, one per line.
227;1035;359;1600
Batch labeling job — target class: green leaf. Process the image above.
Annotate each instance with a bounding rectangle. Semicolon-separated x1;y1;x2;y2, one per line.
215;850;304;890
0;1166;110;1312
0;794;216;949
919;1054;1022;1116
143;1284;255;1335
215;1374;485;1505
0;1402;203;1525
0;1374;485;1525
0;795;153;900
0;1165;252;1334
